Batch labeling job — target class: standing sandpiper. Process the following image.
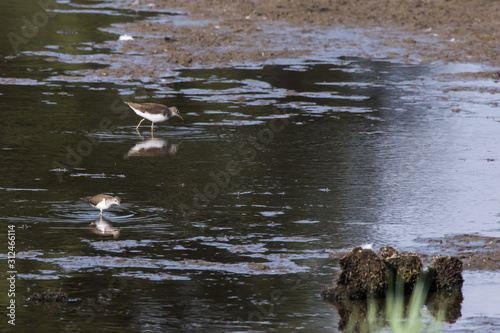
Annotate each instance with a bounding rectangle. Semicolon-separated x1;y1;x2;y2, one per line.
125;102;183;133
82;194;121;216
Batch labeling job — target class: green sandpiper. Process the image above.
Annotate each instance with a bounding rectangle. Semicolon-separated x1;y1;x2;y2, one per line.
125;102;183;133
82;194;121;216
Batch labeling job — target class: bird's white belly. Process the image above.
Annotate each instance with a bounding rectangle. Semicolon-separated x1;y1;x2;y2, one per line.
130;107;167;122
94;199;108;210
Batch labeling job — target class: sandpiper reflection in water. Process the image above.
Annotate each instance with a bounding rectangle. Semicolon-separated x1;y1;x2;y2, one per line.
125;138;180;158
90;216;120;239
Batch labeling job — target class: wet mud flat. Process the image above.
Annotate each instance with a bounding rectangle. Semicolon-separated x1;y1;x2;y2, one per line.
327;234;500;271
90;0;500;80
421;234;500;271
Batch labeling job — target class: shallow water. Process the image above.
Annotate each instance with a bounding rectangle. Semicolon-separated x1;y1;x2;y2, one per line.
1;1;500;332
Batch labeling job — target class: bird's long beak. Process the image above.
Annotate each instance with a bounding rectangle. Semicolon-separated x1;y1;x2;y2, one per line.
176;114;184;122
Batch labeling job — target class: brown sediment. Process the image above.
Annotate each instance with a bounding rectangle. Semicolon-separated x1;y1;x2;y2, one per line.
28;289;68;304
377;246;399;260
423;233;500;271
322;247;387;301
384;251;423;292
428;256;464;292
93;0;500;81
328;233;500;271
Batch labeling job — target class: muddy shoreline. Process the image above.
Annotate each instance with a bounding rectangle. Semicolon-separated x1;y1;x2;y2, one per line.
96;0;500;79
422;234;500;271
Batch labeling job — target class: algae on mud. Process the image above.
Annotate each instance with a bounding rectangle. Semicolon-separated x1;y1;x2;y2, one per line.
322;246;463;301
323;246;465;331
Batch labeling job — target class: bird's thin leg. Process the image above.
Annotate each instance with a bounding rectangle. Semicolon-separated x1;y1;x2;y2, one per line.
151;121;155;133
100;211;103;216
136;118;146;131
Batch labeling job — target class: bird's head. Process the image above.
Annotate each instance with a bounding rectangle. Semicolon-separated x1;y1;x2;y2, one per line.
112;196;121;207
169;106;184;121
